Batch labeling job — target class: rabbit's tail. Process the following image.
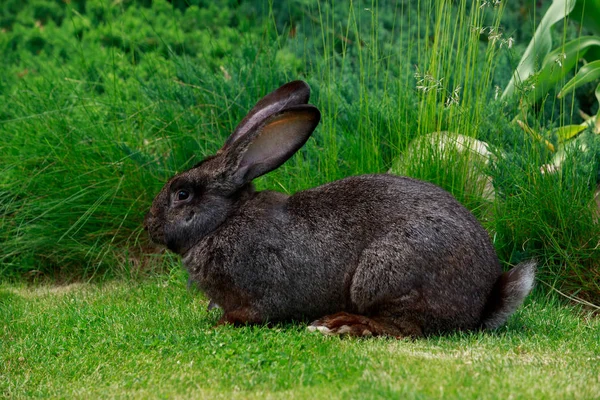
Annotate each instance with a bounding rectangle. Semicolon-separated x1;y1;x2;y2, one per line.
480;260;536;330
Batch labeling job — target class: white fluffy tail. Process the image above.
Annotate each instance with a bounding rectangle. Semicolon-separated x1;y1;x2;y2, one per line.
481;260;537;330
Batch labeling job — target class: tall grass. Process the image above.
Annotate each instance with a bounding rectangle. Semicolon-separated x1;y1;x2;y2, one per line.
0;0;598;304
491;132;600;304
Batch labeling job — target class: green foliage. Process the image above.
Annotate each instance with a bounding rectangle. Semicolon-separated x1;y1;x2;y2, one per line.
502;0;579;100
483;0;600;304
1;0;599;303
0;0;272;279
502;0;600;141
501;0;600;101
490;130;600;304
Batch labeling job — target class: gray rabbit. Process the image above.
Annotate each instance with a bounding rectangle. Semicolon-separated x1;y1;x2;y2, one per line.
145;81;535;337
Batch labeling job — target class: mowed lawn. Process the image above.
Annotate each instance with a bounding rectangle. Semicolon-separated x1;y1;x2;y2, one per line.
1;271;598;399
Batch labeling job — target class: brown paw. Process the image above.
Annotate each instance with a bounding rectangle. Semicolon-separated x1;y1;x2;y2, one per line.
308;312;378;337
216;307;262;326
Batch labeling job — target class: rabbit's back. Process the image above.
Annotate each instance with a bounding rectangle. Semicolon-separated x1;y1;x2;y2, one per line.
291;174;500;332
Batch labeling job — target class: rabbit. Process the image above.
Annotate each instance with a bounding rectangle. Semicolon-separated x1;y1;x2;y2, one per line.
145;80;536;337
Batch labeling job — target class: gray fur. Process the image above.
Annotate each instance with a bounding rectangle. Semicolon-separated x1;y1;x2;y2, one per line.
145;81;536;336
480;260;536;330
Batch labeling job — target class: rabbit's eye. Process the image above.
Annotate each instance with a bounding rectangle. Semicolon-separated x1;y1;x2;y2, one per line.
176;190;191;202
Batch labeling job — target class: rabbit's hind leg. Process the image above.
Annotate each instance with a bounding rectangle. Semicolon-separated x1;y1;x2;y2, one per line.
308;312;422;338
310;229;432;338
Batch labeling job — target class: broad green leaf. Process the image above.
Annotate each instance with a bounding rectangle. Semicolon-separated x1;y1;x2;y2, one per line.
529;36;600;103
502;0;577;100
558;60;600;98
571;0;600;36
595;84;600;133
555;124;587;142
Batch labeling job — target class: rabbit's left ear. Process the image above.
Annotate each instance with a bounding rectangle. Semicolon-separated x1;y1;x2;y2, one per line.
225;80;311;147
223;105;321;185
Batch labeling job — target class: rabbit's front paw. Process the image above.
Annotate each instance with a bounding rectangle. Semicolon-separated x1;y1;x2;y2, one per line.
216;307;263;326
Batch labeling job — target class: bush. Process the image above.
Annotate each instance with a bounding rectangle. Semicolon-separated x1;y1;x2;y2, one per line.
0;0;271;279
491;131;600;304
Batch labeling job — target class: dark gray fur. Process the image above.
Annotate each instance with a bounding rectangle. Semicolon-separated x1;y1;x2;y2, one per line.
145;80;535;336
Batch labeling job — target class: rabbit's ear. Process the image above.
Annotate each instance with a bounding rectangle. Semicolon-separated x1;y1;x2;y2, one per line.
225;81;311;146
224;105;320;185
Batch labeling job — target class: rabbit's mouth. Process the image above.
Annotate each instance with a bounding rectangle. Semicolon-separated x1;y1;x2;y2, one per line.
144;211;167;247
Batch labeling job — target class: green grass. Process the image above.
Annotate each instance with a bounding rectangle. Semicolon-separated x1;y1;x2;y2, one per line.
1;272;598;399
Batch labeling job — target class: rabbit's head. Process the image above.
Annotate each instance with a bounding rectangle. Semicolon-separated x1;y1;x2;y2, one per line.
145;81;321;255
